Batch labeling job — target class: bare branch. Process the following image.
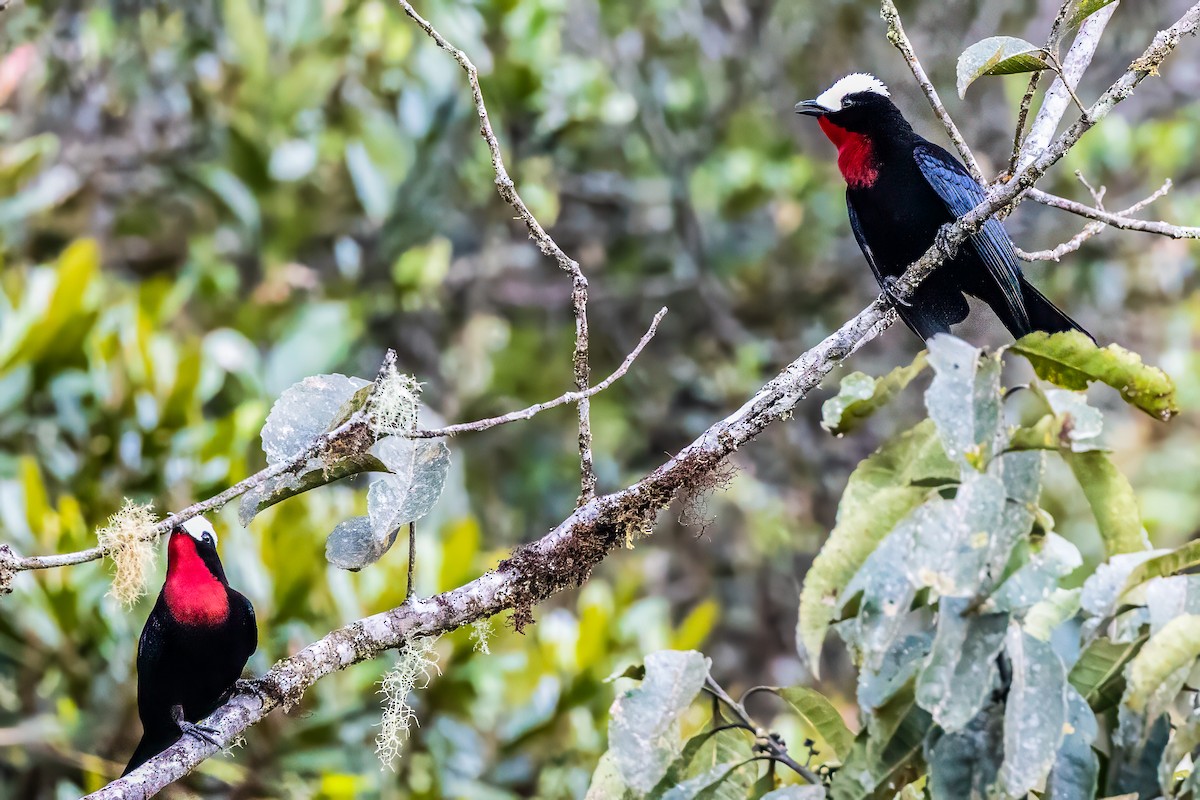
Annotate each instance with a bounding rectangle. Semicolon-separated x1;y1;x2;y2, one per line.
1022;183;1200;241
409;308;668;439
1017;180;1175;261
392;0;597;504
880;0;984;183
1009;1;1073;175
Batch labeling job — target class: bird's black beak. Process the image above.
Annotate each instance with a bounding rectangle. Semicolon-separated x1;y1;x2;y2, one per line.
794;99;831;117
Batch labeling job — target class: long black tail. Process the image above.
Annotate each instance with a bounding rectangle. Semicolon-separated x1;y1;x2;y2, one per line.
122;731;180;776
1020;277;1094;341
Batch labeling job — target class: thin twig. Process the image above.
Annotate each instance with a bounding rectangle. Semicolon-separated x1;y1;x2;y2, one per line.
392;0;597;505
1015;2;1120;174
880;0;984;183
410;308;667;439
1025;184;1199;241
1008;0;1073;177
405;522;416;602
704;676;822;784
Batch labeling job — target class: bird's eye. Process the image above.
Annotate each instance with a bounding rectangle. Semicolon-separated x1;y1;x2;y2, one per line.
203;533;213;544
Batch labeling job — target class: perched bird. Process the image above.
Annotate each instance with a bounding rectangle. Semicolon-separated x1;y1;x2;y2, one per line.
123;517;257;775
795;73;1091;342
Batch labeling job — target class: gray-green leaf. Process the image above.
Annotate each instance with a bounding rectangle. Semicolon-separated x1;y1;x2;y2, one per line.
1001;626;1068;797
367;437;452;542
925;335;1001;469
240;452;389;525
916;598;1008;732
609;650;711;793
957;36;1051;98
261;373;370;465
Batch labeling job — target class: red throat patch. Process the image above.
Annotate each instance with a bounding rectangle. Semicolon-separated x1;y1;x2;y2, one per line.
818;117;879;188
164;532;229;626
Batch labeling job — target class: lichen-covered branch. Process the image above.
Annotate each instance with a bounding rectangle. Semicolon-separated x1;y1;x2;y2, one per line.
391;0;597;503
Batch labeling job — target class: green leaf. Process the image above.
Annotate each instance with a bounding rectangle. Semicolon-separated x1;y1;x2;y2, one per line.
988;534;1082;614
328;382;375;432
240;452;390;525
957;36;1051;98
1044;688;1099;800
346;140;392;223
1064;450;1147;556
4;239;99;369
659;761;749;800
609;650;711;793
585;751;636;800
1068;635;1145;708
1001;627;1068;797
926;705;1003;800
830;703;930;800
821;352;927;436
1067;0;1119;29
778;687;855;760
1011;331;1178;421
260;373;370;465
648;728;753;800
1120;540;1200;601
925;335;1001;468
916;598;1009;732
760;788;827;799
1124;614;1200;714
797;420;956;673
1024;588;1083;641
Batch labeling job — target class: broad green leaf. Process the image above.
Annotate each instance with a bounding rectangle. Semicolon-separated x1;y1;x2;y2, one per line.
5;239;99;369
830;703;930;800
1011;331;1178;421
1068;635;1145;709
925;335;1001;468
585;751;635;800
1045;688;1099;800
260;373;370;465
1158;710;1200;797
821;352;927;436
648;728;753;800
1121;540;1200;601
1024;588;1082;641
798;419;955;673
988;534;1082;614
1067;0;1119;29
195;165;261;233
1080;550;1164;617
957;36;1051;98
659;761;749;800
1124;614;1200;714
1001;627;1068;797
1064;450;1147;556
916;598;1008;732
838;516;918;671
761;788;827;799
857;633;932;714
366;437;452;540
1144;575;1200;634
240;452;390;525
609;650;711;793
779;687;855;760
1109;714;1170;798
926;705;1003;800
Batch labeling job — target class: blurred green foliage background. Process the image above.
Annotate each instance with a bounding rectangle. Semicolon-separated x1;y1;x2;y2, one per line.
1;0;1198;796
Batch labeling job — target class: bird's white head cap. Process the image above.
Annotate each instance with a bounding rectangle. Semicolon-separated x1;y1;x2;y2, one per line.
816;73;890;110
181;516;217;546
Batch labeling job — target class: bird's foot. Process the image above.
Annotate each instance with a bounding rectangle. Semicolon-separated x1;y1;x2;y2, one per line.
233;677;278;708
882;276;913;307
170;704;222;748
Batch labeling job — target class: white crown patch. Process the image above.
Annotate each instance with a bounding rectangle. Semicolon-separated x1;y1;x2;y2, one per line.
816;73;890;110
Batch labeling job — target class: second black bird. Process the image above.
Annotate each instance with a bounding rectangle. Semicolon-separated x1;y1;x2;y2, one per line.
123;516;257;775
795;73;1091;342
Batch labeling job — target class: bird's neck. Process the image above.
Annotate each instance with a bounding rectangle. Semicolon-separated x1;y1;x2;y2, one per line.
818;117;879;189
164;535;229;626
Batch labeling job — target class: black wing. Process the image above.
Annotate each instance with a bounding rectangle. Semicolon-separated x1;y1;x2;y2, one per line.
135;600;170;721
846;196;888;288
234;590;258;660
912;143;1029;332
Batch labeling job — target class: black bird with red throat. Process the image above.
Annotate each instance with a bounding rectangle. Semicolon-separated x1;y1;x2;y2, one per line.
795;73;1091;342
122;517;257;775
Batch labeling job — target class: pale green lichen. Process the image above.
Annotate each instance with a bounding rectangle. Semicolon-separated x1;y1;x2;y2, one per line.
376;635;441;769
470;618;493;654
97;499;158;608
368;366;423;437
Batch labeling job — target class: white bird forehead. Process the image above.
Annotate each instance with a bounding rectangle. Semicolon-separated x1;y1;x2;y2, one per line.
816;73;890;109
181;516;216;544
